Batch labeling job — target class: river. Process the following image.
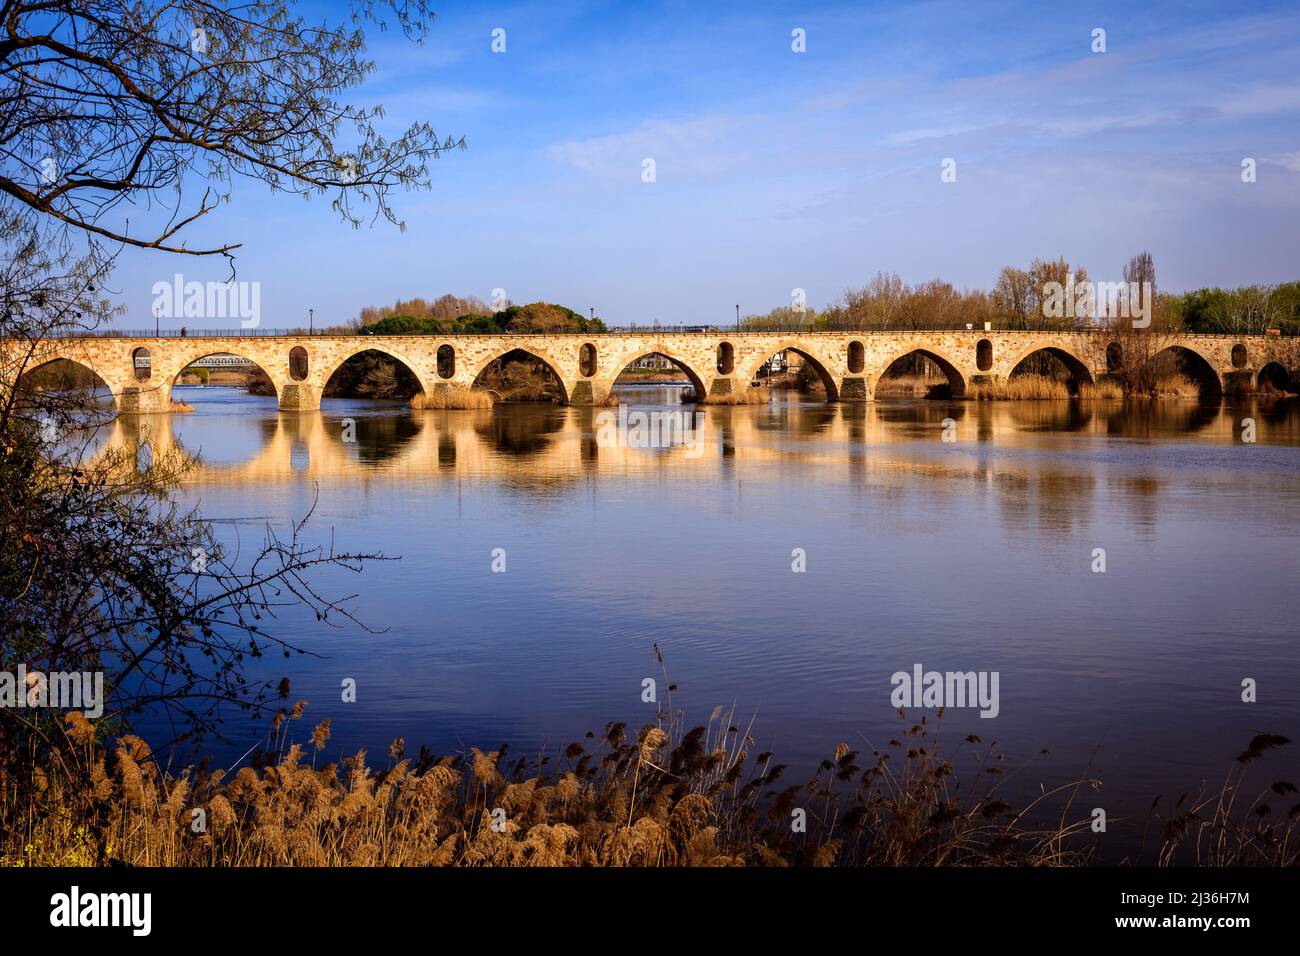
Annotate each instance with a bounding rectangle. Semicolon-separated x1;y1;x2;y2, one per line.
107;384;1300;858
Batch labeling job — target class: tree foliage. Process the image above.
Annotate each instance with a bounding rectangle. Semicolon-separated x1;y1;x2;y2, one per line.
362;300;606;335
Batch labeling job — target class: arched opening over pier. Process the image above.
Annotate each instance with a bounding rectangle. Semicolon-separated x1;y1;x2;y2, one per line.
874;348;966;399
323;348;427;403
750;347;839;401
14;357;114;418
1144;345;1223;399
16;356;110;395
1257;362;1290;393
172;351;280;403
612;351;707;403
472;348;569;404
1007;346;1095;395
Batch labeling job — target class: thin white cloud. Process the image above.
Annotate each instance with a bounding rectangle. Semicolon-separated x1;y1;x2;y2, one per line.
1264;150;1300;172
883;123;994;146
1211;84;1300;117
546;116;747;181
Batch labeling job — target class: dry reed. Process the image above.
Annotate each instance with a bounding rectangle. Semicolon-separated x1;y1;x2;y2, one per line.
685;385;771;405
874;375;949;398
409;386;495;410
1078;379;1124;400
1147;375;1202;399
3;690;1292;868
968;375;1072;401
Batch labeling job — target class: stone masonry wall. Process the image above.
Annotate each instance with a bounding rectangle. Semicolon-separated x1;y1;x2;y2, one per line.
7;330;1295;412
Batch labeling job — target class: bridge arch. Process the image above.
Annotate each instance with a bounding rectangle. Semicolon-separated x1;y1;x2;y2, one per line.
1146;344;1222;398
322;341;435;397
743;343;840;401
848;340;865;374
872;346;966;398
167;348;282;401
1105;341;1124;372
1258;361;1290;392
471;345;571;404
15;354;113;404
1003;343;1095;391
610;349;708;399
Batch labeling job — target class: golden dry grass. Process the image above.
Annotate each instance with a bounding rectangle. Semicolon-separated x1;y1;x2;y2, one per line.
409;386;495;410
692;385;771;405
1148;375;1203;399
874;375;950;398
970;376;1129;401
1078;379;1124;399
969;374;1072;401
4;700;1293;868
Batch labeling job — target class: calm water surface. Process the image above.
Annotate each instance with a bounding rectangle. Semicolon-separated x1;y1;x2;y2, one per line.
111;385;1300;857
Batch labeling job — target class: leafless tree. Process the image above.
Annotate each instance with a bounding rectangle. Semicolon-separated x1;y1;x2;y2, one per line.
2;1;453;750
0;0;462;269
992;266;1035;329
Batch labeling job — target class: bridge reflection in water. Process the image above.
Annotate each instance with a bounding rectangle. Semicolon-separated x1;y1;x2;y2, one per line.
92;392;1300;495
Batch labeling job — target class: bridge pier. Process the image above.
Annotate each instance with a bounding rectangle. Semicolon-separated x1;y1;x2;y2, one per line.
566;378;613;406
278;382;320;412
1222;370;1254;396
705;378;736;402
839;376;870;401
117;385;172;415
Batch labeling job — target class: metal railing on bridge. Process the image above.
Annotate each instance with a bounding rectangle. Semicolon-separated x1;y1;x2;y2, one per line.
37;325;1300;339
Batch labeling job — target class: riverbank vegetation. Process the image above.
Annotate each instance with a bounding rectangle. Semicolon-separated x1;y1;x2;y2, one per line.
410;386;495;410
736;253;1300;337
683;385;772;405
357;300;606;336
966;376;1123;401
3;686;1294;867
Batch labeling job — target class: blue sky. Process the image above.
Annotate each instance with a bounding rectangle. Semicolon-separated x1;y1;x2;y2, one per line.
110;0;1300;329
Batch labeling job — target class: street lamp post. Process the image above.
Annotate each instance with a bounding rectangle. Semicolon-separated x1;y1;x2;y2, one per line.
309;308;314;335
735;303;740;331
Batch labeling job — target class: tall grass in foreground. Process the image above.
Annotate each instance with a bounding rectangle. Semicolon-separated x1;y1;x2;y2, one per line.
969;375;1072;400
2;680;1293;867
1147;375;1202;399
1078;379;1125;399
409;386;495;410
682;385;771;405
967;375;1198;401
874;375;950;398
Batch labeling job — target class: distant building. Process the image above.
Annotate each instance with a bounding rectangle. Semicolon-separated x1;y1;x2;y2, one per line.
629;353;675;370
185;354;256;369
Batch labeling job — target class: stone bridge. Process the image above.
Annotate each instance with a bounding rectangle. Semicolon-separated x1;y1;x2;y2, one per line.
9;329;1297;412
